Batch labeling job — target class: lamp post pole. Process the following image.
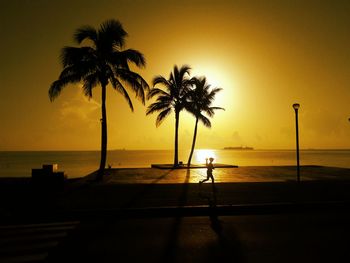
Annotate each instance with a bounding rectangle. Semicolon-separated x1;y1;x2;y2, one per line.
293;103;300;183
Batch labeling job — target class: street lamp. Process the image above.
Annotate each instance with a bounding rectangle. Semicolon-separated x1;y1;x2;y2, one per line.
293;103;300;183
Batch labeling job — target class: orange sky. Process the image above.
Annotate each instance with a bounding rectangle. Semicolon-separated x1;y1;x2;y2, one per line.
1;0;350;150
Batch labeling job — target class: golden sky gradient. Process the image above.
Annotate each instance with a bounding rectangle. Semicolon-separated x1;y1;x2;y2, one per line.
1;0;349;150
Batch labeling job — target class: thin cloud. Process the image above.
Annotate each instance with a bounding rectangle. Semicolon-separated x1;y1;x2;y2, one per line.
59;88;100;126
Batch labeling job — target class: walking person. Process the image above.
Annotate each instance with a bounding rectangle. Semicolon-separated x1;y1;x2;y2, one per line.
199;157;215;184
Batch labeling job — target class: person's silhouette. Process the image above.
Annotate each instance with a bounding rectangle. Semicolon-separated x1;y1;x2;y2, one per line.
199;157;215;184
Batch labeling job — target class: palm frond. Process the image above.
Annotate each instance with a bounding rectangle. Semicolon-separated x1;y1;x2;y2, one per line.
115;69;149;104
183;75;224;124
175;64;191;87
98;19;127;49
210;106;225;111
185;107;199;119
147;88;169;100
60;46;96;67
109;75;134;111
58;66;78;79
153;75;170;87
205;106;225;118
116;49;146;68
210;87;223;94
146;100;171;115
204;107;215;118
48;80;64;102
58;62;96;81
146;100;172;114
206;87;223;101
198;114;211;128
155;108;172;127
49;75;81;101
82;73;99;98
73;25;98;45
178;65;191;78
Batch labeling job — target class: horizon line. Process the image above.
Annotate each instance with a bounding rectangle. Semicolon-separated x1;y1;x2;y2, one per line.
1;148;350;152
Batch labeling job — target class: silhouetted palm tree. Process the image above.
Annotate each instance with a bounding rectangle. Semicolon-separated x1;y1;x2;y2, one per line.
146;65;192;167
49;19;149;180
185;77;224;167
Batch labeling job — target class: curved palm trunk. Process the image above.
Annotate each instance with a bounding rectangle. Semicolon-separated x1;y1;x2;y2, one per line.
97;84;107;181
187;117;199;167
174;110;180;167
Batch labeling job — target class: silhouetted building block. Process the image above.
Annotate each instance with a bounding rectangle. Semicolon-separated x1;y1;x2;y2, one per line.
42;164;58;173
31;164;66;191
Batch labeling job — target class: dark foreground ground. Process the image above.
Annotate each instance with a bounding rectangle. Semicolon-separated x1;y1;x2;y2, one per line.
1;166;350;262
48;212;350;263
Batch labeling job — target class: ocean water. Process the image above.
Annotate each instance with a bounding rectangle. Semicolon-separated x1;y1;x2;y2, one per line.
0;149;349;178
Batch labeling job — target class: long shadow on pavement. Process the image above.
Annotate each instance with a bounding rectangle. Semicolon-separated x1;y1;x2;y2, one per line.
199;182;245;262
162;169;191;262
121;169;173;208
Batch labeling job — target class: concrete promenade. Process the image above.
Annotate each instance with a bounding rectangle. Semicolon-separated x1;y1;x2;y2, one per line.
2;165;350;219
58;165;350;213
54;166;350;262
1;166;350;262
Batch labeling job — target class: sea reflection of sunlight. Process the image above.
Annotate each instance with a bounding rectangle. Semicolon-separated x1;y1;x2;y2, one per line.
195;149;217;164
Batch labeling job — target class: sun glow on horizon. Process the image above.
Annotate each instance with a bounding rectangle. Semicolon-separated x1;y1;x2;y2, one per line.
194;149;217;164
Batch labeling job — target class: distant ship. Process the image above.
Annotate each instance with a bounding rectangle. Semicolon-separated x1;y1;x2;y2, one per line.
223;146;254;150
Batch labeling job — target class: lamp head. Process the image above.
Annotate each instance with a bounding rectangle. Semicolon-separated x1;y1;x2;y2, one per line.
293;103;300;110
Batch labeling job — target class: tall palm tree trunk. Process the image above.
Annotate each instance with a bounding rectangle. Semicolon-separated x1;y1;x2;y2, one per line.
187;117;199;167
174;110;180;167
97;84;107;181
